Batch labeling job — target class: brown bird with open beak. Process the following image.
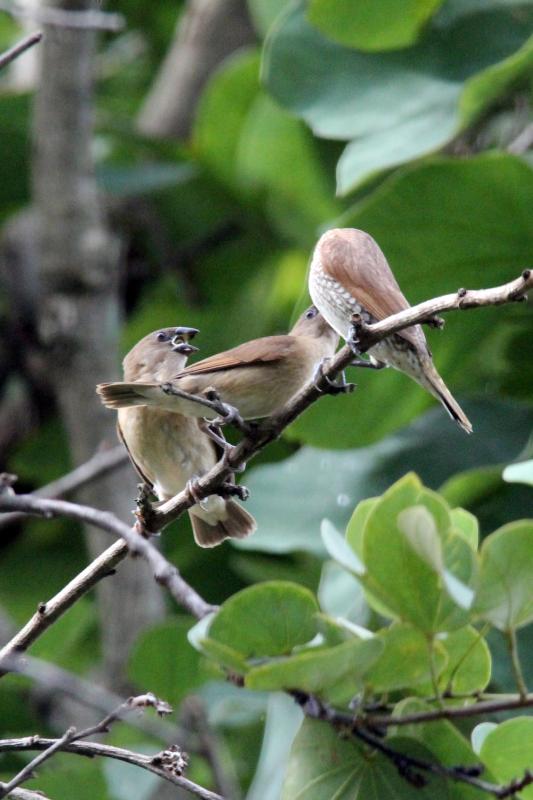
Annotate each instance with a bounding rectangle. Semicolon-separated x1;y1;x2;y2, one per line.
107;326;256;548
309;228;472;433
97;306;339;420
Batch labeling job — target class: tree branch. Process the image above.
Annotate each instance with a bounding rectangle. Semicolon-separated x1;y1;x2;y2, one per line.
0;32;41;70
1;652;191;748
0;445;127;530
142;268;533;532
0;485;216;676
0;695;221;800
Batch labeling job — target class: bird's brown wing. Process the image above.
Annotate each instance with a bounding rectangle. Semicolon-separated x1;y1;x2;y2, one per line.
174;336;295;378
116;420;154;489
320;229;425;349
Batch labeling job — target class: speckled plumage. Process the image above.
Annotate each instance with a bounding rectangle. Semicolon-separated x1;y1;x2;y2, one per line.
309;228;472;433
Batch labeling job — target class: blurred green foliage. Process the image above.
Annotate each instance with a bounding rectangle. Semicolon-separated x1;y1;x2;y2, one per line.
0;0;532;796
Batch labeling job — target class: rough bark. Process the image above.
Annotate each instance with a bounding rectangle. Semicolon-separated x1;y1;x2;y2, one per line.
137;0;256;140
31;0;164;689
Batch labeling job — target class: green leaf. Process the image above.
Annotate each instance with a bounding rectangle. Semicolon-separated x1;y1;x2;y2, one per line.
128;619;206;706
194;49;261;187
318;561;370;626
480;718;533;799
282;718;448;799
345;497;379;558
234;92;339;242
473;520;533;630
264;6;533;192
247;0;290;36
307;0;444;51
471;722;497;757
200;637;250;674
96;162;196;197
208;581;318;658
362;478;472;633
370;623;448;692
422;626;492;695
103;750;159;800
321;519;365;575
440;466;504;508
449;508;479;550
247;693;303;800
245;638;383;693
503;459;533;487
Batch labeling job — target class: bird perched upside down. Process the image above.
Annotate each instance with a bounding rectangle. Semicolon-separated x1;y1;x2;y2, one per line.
309;228;472;433
97;306;339;421
105;326;256;548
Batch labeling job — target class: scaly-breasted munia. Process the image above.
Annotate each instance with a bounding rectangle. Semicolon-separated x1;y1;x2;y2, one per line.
108;326;256;547
97;307;339;420
308;228;472;433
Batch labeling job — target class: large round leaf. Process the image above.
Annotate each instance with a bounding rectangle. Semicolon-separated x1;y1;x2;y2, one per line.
264;5;533;191
281;718;449;799
480;718;533;800
473;520;533;630
208;581;318;658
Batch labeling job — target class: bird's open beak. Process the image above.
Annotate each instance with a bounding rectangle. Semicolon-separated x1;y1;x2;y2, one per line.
172;341;199;355
173;326;199;341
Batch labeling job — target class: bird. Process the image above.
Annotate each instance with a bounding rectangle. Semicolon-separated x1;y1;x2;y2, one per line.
96;306;340;421
308;228;472;433
107;326;256;548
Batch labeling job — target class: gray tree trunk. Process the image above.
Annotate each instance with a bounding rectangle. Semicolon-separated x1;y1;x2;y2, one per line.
32;0;165;690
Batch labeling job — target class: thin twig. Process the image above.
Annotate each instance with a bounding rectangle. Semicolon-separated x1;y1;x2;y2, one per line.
0;738;221;800
0;538;129;676
1;653;191;748
0;2;124;31
6;789;53;800
0;695;208;800
0;31;41;70
0;445;127;530
0;489;216;674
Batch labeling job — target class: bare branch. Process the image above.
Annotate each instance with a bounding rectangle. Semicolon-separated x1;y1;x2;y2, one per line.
6;788;53;800
0;32;41;70
0;695;221;800
0;538;128;676
2;653;191;748
0;738;221;800
0;2;124;31
0;445;127;530
143;269;533;532
0;488;216;674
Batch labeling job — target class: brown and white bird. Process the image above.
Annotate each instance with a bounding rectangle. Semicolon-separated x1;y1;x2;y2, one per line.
107;326;256;548
309;228;472;433
97;306;339;420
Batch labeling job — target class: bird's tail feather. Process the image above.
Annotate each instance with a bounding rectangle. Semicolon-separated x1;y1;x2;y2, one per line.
97;381;167;410
189;501;256;548
422;364;472;434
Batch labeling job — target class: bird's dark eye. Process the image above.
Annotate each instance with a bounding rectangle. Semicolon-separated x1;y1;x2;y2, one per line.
156;332;169;342
305;306;318;319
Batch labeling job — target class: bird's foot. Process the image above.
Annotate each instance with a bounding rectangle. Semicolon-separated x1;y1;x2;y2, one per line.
200;418;231;450
185;478;204;506
220;446;246;474
203;390;251;435
313;359;356;395
350;357;386;370
217;482;250;501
